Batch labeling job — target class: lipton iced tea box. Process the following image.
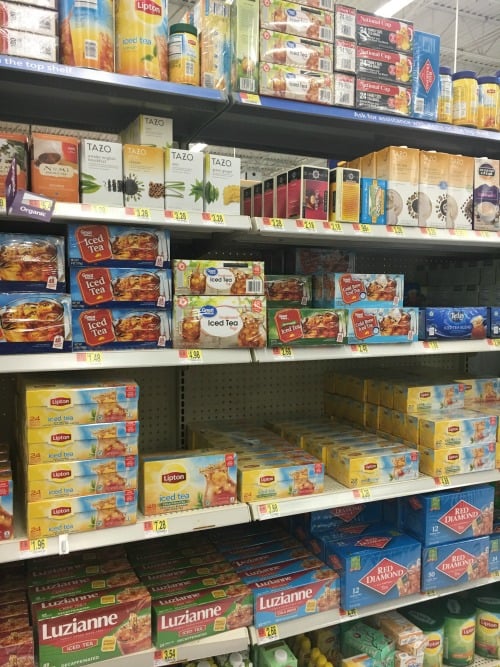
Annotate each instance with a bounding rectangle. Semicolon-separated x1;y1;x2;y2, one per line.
30;133;80;203
421;535;490;591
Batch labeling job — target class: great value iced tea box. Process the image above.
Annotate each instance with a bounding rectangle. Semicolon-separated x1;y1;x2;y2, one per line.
260;0;333;42
20;379;139;428
418;410;498;449
419;307;488;340
26;455;138;501
140;450;237;515
33;584;151;666
22;420;139;464
325;531;421;610
26;489;137;539
418;442;496;477
0;233;66;292
333;445;419;488
421;535;489;591
70;267;172;309
152;583;253;648
399;485;494;546
173;259;264;296
260;29;333;73
268;307;347;346
264;275;312;307
67;223;171;268
250;566;339;628
259;64;333;106
28;570;140;604
393;382;464;414
314;273;404;308
30;132;80;203
237;456;324;502
346;306;417;344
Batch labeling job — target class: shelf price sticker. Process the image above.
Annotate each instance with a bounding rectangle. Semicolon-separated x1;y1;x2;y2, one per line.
387;225;404;235
434;476;451;486
272;347;294;360
353;223;371;234
420;227;437;236
488;339;500;347
0;196;5;211
240;93;261;105
76;351;104;364
296;219;316;232
154;648;178;666
423;341;439;351
202;212;225;225
257;624;280;643
262;217;285;230
353;488;371;499
166;210;190;223
257;502;280;520
19;538;48;559
178;349;203;362
144;518;169;538
450;229;469;238
475;230;491;239
328;221;344;233
125;207;152;220
350;344;369;354
340;608;358;618
82;203;109;217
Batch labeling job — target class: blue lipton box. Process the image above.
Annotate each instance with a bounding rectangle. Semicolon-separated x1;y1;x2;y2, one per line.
419;307;488;340
421;535;489;592
399;484;494;546
324;531;421;610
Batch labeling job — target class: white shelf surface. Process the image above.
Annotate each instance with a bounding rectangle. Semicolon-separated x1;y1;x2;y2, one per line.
249;469;500;520
154;628;250;666
0;503;251;564
249;574;500;645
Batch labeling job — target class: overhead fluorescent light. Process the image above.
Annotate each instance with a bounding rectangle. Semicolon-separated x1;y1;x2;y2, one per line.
189;142;208;152
375;0;414;16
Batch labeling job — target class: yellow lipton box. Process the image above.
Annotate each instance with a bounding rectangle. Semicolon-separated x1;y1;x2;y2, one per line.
418;409;498;449
237;457;324;502
418;442;496;477
333;445;419;488
326;437;401;476
139;450;238;515
18;379;139;428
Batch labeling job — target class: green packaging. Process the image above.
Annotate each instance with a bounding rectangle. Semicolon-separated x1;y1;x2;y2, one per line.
230;0;259;93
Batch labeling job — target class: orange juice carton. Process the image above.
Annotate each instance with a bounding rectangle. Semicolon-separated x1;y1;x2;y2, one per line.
250;566;339;628
122;144;165;209
173;295;266;349
360;178;387;224
259;63;333;105
22;420;139;464
260;0;333;42
0;132;28;197
0;628;34;666
204;154;241;215
260;29;333;73
173;259;264;296
139;450;237;515
79;139;123;207
326;532;421;610
334;37;356;73
418;442;496;477
334;4;356;40
26;455;138;501
473;157;500;231
30;132;79;202
237;456;324;501
329;167;360;223
19;378;139;428
28;570;140;604
419;307;487;340
164;148;204;212
355;12;413;53
333;445;419;488
152;583;253;647
33;584;151;666
417;151;449;228
447;154;474;229
314;273;404;308
356;46;413;85
398;484;494;546
393;381;464;414
149;570;243;599
356;78;412;117
67;223;171;268
333;71;355;107
0;28;58;60
0;292;72;354
268;307;347;346
26;488;137;539
121;114;173;149
70;267;172;308
0;233;66;293
376;146;420;226
240;555;324;584
418;410;498;449
346;306;418;344
264;275;312;307
421;535;489;591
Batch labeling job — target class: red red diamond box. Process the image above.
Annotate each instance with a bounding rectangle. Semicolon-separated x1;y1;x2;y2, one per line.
422;535;489;592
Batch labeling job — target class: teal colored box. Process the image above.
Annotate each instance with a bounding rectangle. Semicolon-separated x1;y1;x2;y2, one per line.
313;273;404;308
399;484;494;546
360;178;387;225
422;535;489;591
324;531;422;610
411;31;440;121
347;306;418;344
488;307;500;338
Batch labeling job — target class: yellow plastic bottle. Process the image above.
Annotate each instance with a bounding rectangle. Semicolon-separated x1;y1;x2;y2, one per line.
297;637;312;667
307;647;321;667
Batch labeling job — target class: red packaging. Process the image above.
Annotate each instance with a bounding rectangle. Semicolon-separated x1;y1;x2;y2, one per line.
287;166;329;220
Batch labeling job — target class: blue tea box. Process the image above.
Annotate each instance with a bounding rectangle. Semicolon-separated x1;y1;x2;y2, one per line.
419;307;488;340
488;307;500;338
324;531;422;610
360;178;387;225
347;307;418;344
309;502;384;533
315;523;396;561
398;484;495;546
313;273;404;308
421;535;489;592
411;31;440;121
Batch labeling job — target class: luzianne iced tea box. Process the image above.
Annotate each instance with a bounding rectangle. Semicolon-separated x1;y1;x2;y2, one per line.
79;139;124;206
324;531;421;610
0;628;33;666
237;456;324;502
140;561;236;586
418;410;498;449
399;485;494;546
418;442;496;477
28;570;140;604
421;535;489;591
139;450;237;515
148;571;243;599
27;556;131;585
239;555;325;583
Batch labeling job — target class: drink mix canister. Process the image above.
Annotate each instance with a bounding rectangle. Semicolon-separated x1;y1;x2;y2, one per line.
452;71;478;127
477;75;500;131
115;0;168;80
442;598;476;667
472;588;500;658
59;0;114;71
438;66;452;124
402;606;444;667
168;23;200;86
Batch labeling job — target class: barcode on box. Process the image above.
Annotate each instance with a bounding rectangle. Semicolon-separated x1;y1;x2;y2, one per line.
240;78;256;92
340;58;353;70
203;73;215;88
210;1;229;15
84;39;97;60
341;24;353;37
319;58;332;73
319;89;332;103
320;27;333;41
246;279;262;293
337;92;351;105
414;97;424;114
186;61;195;77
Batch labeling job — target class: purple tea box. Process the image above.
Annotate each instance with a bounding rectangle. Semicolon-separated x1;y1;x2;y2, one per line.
398;484;494;546
421;535;490;591
240;555;325;583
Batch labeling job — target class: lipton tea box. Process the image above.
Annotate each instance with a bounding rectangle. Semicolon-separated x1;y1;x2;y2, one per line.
237;456;324;502
421;535;490;591
418;410;498;449
418;442;496;477
30;132;80;203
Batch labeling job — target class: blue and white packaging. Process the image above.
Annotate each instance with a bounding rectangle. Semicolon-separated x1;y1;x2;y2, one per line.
411;31;440;121
419;307;488;340
313;273;404;309
360;178;387;225
347;306;418;344
488;307;500;338
309;502;384;533
489;534;500;574
0;233;66;292
421;535;490;592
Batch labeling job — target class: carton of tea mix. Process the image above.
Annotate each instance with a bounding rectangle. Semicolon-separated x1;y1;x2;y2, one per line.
173;259;264;296
80;139;123;206
122;144;165;209
473;157;500;231
376;146;420;226
164;148;204;212
0;232;66;292
421;535;489;591
204;154;241;214
121;114;173;148
259;63;333;106
268;307;347;346
346;306;417;344
418;442;496;477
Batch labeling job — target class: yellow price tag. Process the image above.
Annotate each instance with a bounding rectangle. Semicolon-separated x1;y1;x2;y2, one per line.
240;93;261;105
297;219;316;231
435;476;451;486
172;210;189;222
476;230;491;239
424;341;439;351
208;213;225;224
279;347;293;358
353;344;369;353
451;229;468;237
134;207;151;220
267;217;285;229
330;221;343;232
355;223;371;233
161;647;178;663
258;502;280;519
353;488;371;499
424;227;437;236
0;196;5;211
153;518;168;533
90;204;109;216
258;624;279;642
85;352;104;364
188;349;202;361
30;538;48;553
389;225;404;234
488;339;500;347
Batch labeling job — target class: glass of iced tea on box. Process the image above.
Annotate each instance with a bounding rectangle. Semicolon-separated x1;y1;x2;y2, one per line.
181;314;201;342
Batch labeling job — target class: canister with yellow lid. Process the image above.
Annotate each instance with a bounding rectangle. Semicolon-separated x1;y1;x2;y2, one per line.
452;70;478;127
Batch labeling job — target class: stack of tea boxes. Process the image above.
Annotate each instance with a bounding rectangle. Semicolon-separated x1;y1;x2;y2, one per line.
0;441;13;542
15;377;140;540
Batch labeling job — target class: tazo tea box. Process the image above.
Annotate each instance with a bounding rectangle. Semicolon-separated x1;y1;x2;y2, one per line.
329;167;360;223
473;157;500;231
121;114;173;148
287;165;329;220
31;132;80;203
164;148;203;212
447;154;474;229
376;146;420;226
418;151;449;228
80;139;123;206
230;0;259;94
204;154;241;214
122;144;165;209
0;132;28;197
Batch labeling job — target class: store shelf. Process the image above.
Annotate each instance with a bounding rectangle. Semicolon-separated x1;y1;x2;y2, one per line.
248;469;500;520
0;503;251;564
154;628;250;666
199;95;500;160
248;574;500;645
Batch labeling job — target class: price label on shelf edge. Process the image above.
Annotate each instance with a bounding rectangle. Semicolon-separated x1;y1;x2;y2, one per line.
272;347;294;360
329;221;343;233
19;538;48;558
144;518;169;538
126;207;152;220
240;93;261;105
353;488;371;499
167;210;190;223
203;212;225;225
257;502;280;519
340;608;358;618
262;217;285;230
488;339;500;347
178;349;203;362
421;227;437;236
350;344;369;354
423;341;439;351
296;219;316;232
434;476;451;486
154;648;178;666
388;225;404;235
0;196;5;211
353;223;371;234
76;351;104;364
258;624;280;643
